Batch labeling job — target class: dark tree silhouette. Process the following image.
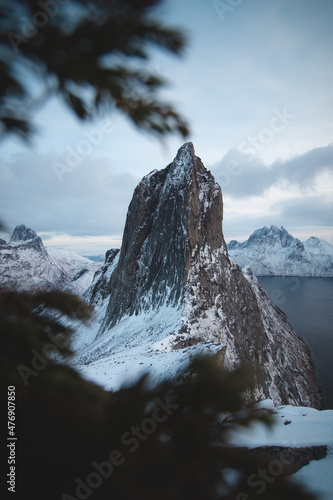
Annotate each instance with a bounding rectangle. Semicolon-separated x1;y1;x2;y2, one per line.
0;0;189;141
0;289;317;500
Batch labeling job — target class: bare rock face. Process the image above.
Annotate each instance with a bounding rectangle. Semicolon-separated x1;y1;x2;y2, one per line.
10;224;40;244
88;249;120;307
95;143;321;409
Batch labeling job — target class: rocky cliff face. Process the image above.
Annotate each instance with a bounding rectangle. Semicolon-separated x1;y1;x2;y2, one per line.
85;143;321;408
10;224;42;245
88;249;120;307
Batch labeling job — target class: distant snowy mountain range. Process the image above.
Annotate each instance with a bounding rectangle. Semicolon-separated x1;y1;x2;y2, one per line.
2;223;331;297
0;224;99;293
228;225;333;277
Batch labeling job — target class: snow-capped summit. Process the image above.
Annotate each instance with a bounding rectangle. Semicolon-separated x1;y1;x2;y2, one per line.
304;236;333;255
228;226;333;276
231;225;298;249
77;143;321;409
0;224;98;294
249;225;294;247
10;224;39;244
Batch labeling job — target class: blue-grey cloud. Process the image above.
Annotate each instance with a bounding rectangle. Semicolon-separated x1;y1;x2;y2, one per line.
0;151;138;236
211;143;333;198
272;197;333;227
222;195;333;243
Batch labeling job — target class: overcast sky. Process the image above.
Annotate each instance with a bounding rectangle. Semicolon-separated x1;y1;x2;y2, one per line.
1;0;333;254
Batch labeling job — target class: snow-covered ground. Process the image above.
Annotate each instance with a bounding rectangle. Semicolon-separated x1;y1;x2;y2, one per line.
47;247;101;297
69;311;333;499
68;293;333;500
228;399;333;500
70;304;223;391
47;247;97;277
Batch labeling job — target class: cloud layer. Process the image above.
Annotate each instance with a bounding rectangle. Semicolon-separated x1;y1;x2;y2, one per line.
210;143;333;241
1;143;332;248
211;143;333;199
0;151;138;237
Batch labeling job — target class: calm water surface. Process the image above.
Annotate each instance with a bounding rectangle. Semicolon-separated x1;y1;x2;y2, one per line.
258;277;333;410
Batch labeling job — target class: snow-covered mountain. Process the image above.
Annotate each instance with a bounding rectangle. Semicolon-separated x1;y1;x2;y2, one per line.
0;224;99;293
47;246;100;296
228;226;333;276
71;143;321;409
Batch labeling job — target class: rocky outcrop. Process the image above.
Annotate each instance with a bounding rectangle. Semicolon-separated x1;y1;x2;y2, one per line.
87;143;321;409
10;224;41;244
87;249;120;306
248;446;327;475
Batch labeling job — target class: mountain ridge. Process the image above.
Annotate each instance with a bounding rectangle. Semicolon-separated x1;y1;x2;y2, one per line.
0;224;99;293
228;225;333;276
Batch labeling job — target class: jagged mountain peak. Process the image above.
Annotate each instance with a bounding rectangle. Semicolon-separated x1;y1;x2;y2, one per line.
141;142;203;190
250;224;286;237
173;141;196;169
10;224;39;244
99;142;225;331
228;226;333;277
307;236;320;244
82;144;321;408
243;225;296;249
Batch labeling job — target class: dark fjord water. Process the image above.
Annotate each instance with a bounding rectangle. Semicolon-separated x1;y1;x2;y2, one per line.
258;277;333;410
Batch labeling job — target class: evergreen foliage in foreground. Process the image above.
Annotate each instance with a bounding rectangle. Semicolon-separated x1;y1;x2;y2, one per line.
0;289;316;500
0;0;189;142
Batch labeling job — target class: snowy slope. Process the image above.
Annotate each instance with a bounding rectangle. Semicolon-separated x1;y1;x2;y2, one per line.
228;399;333;500
69;303;223;391
228;226;333;277
47;247;100;296
47;247;96;277
62;264;101;297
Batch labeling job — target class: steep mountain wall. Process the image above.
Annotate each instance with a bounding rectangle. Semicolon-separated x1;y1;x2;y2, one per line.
88;143;321;408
